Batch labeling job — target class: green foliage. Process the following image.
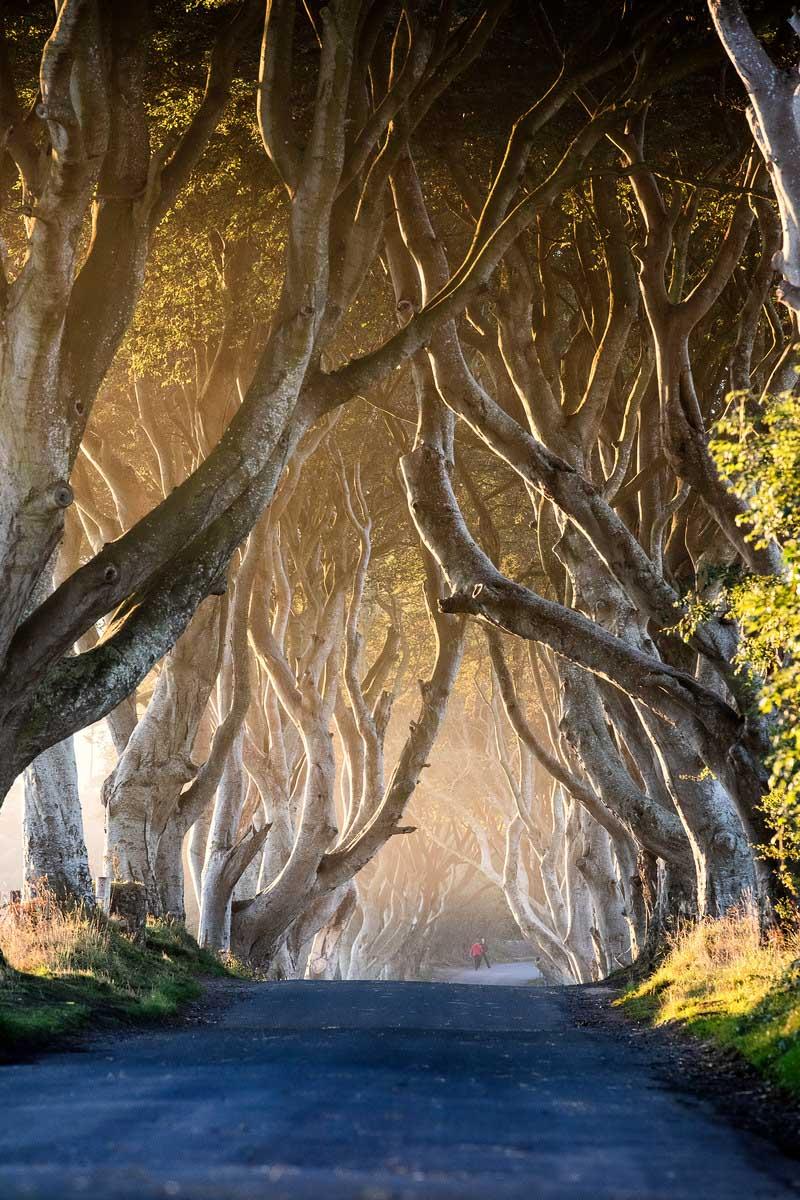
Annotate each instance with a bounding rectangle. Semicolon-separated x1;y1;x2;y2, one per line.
710;389;800;902
127;74;286;387
759;786;800;914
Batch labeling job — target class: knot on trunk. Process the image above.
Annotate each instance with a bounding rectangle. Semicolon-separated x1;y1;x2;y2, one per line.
51;481;74;509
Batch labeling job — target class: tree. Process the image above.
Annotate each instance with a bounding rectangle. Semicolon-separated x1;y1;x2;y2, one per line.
3;1;797;979
0;1;653;799
709;0;800;316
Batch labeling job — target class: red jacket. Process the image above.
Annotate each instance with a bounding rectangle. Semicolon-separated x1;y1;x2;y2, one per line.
470;942;483;958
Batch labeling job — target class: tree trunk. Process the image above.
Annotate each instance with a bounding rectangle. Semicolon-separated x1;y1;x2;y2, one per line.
103;784;160;911
101;600;221;914
637;708;758;916
304;884;357;980
574;813;631;976
231;722;338;962
154;816;187;921
338;901;363;980
23;736;93;906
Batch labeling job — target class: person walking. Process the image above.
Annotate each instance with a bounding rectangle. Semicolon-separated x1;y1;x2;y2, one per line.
470;939;490;970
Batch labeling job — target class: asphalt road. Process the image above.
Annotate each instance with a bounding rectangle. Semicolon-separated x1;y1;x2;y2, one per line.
0;980;797;1199
437;960;543;985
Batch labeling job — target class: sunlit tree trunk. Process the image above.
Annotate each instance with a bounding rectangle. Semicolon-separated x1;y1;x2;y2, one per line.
23;736;93;906
20;552;93;906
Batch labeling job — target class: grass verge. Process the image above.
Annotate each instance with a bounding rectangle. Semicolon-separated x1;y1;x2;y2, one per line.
0;891;242;1055
617;906;800;1096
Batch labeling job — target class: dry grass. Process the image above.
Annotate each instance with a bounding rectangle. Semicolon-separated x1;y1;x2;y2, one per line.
0;885;234;1052
619;904;800;1095
0;890;108;978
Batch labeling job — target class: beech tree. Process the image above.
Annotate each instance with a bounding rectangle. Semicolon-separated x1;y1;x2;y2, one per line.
709;0;800;317
3;1;798;978
343;834;463;980
0;0;660;798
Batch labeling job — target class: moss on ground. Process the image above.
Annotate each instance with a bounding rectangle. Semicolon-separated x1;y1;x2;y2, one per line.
0;914;239;1055
617;908;800;1096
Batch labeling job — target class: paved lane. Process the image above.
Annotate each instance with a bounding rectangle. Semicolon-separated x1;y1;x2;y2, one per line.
0;981;797;1199
435;960;542;985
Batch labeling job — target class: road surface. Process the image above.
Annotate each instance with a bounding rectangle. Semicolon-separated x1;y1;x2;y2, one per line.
0;981;797;1199
436;960;542;985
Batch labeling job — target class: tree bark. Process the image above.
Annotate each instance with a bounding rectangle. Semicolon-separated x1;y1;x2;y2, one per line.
23;736;93;906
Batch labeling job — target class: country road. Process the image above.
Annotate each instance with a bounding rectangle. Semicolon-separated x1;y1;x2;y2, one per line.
0;981;797;1199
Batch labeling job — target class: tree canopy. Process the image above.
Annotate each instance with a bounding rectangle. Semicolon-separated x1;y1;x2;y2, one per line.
1;0;799;978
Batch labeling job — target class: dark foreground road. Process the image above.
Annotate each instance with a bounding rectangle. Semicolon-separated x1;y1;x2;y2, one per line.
0;981;797;1199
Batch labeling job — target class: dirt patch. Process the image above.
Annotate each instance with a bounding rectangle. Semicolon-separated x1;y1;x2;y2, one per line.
179;975;262;1026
